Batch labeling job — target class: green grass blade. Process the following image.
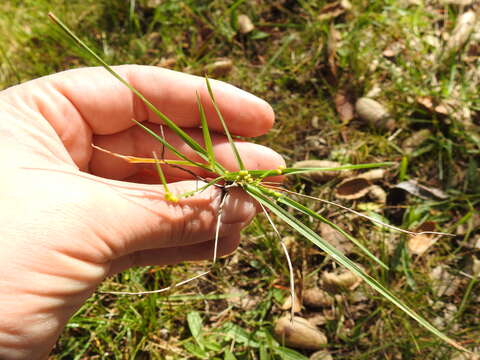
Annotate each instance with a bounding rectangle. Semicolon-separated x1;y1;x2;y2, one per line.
230;163;395;178
243;183;466;352
273;190;388;270
280;162;395;176
196;91;225;174
48;13;213;166
152;152;169;192
177;176;225;199
152;152;179;202
131;119;209;171
204;76;245;170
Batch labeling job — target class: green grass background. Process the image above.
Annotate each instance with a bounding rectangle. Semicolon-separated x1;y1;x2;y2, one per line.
1;1;479;359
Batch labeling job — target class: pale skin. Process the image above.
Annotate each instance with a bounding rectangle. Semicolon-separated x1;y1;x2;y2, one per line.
0;65;285;359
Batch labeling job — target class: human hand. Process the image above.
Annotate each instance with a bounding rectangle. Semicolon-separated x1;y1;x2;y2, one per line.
0;65;284;359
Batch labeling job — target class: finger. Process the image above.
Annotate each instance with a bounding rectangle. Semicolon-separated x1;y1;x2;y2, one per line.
81;178;257;262
90;124;286;182
6;65;274;138
108;233;241;275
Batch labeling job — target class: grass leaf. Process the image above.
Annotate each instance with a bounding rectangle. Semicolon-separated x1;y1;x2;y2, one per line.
130;118;209;170
48;11;470;354
187;311;204;342
276;193;388;269
280;162;395;176
196;91;225;174
48;13;213;167
205;76;246;170
230;162;395;178
244;183;466;352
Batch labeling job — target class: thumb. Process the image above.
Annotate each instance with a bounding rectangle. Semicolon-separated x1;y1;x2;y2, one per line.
88;177;258;265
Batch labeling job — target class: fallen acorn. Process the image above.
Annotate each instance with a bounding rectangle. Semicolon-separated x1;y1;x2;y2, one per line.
310;350;334;360
203;58;233;77
321;269;361;293
274;316;328;350
355;97;395;130
237;14;255;34
293;160;352;182
303;287;334;308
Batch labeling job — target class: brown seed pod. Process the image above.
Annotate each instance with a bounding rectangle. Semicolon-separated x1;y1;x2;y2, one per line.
293;160;352;182
274;316;328;350
303;287;334;308
335;177;372;200
355;97;395;130
237;14;255;34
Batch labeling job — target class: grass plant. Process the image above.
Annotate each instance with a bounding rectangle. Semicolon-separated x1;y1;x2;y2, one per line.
50;10;468;354
2;1;479;358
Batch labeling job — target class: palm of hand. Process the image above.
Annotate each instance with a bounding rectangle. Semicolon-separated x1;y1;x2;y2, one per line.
0;65;283;359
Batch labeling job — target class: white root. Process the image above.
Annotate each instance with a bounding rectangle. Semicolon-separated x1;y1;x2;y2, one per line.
260;203;296;321
101;271;210;295
266;185;454;238
213;191;229;264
